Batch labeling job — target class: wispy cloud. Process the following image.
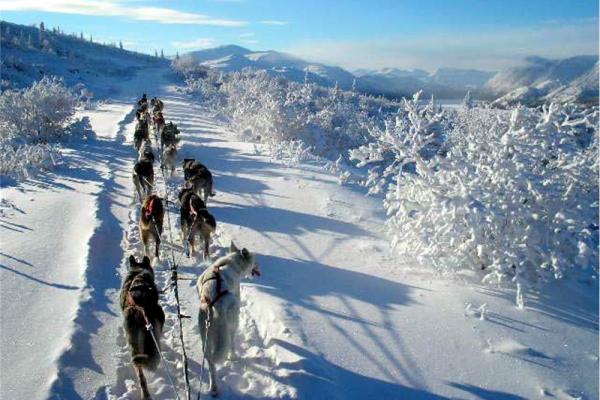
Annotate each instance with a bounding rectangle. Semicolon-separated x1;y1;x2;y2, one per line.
171;37;216;49
259;20;287;26
288;18;599;72
239;32;255;38
0;0;247;26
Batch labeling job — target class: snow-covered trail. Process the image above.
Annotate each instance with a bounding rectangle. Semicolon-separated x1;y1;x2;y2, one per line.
1;68;597;400
0;67;172;399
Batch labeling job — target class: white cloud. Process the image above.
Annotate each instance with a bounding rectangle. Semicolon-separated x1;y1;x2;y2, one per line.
241;39;259;45
239;32;255;38
288;18;599;72
171;37;216;49
259;20;287;26
0;0;247;26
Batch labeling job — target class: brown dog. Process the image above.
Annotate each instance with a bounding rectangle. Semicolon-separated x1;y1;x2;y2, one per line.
139;195;164;259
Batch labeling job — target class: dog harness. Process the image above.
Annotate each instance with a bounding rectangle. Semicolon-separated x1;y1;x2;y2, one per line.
145;197;155;218
126;291;151;326
201;269;229;308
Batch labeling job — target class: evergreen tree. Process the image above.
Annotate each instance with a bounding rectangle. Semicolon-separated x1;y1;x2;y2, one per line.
38;22;45;43
160;49;164;58
154;50;158;58
89;34;93;43
119;41;123;50
80;32;84;40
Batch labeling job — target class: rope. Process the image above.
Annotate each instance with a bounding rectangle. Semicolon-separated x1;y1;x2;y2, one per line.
146;319;182;400
197;314;211;399
126;292;181;400
148;101;193;400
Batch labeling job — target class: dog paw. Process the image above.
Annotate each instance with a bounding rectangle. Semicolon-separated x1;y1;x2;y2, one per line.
210;387;219;397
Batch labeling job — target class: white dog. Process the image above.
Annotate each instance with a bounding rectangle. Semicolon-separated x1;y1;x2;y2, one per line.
162;144;177;177
196;242;260;397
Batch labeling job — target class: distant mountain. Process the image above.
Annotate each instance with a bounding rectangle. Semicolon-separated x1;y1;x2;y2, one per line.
430;68;496;88
354;66;496;99
0;20;166;96
486;55;598;92
354;68;430;80
489;56;599;107
187;45;355;90
186;45;597;103
189;46;497;99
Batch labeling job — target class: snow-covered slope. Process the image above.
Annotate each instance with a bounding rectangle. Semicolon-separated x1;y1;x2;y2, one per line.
487;55;598;92
188;45;356;90
0;20;168;97
187;46;499;99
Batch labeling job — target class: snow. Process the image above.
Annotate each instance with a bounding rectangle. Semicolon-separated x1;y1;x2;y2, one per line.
1;62;598;400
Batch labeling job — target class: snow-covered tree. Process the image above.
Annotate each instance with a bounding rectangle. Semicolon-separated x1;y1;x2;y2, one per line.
350;98;599;301
38;22;45;43
160;49;164;58
0;76;77;143
463;90;474;109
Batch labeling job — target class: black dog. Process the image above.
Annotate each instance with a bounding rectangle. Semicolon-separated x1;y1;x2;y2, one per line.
182;158;215;203
133;158;154;203
120;255;165;399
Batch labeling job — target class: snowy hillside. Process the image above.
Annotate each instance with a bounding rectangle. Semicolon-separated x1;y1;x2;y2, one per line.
187;45;355;90
0;20;168;97
487;55;598;92
187;45;498;100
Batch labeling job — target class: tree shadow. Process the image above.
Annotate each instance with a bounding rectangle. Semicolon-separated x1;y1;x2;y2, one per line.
475;281;599;333
0;264;79;290
216;203;370;238
271;339;451;400
448;382;527;400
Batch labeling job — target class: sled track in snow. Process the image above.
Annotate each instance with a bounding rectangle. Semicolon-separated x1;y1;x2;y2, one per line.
107;92;295;399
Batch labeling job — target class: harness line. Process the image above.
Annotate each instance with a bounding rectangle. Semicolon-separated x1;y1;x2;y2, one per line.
125;294;181;400
150;111;193;400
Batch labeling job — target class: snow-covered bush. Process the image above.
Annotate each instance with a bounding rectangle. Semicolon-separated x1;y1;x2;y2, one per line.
0;76;79;178
351;98;599;298
0;142;62;179
0;76;77;144
177;65;395;159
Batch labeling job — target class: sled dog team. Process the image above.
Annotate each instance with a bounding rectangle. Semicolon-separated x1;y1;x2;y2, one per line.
124;94;260;399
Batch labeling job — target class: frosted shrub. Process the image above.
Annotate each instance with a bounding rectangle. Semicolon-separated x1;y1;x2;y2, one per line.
0;142;62;179
176;63;392;159
351;98;599;297
0;76;79;178
0;76;77;144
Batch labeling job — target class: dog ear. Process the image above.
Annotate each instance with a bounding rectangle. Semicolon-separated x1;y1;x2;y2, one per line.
230;241;238;253
128;255;136;267
241;248;250;259
142;256;151;268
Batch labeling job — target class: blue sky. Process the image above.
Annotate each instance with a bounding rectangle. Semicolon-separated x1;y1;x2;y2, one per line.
1;0;598;71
